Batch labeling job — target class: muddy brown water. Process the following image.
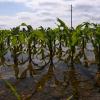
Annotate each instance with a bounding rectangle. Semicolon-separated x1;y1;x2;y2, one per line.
0;48;96;79
0;48;100;100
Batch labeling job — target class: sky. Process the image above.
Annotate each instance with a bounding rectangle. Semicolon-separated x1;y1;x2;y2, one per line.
0;0;100;29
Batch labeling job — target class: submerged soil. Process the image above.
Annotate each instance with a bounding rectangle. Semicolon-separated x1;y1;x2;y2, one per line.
0;49;100;100
0;62;100;100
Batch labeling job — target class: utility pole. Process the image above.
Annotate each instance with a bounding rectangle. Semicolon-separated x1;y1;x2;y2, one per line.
71;4;73;30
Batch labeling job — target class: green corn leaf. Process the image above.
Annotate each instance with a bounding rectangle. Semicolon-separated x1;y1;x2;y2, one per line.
4;80;21;100
67;95;73;100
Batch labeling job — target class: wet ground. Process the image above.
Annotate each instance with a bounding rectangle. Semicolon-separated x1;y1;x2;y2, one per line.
0;49;100;100
0;62;100;100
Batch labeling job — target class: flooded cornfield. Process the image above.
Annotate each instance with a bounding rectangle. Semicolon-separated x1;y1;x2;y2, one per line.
0;19;100;100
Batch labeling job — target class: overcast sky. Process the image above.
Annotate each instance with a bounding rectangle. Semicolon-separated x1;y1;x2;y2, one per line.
0;0;100;29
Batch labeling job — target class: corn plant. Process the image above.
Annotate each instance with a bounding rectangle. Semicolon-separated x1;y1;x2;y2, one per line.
0;30;11;66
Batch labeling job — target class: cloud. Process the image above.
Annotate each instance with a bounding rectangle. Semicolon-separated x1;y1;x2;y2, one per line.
0;0;100;29
38;2;61;7
0;0;28;3
74;4;94;12
0;2;30;16
41;18;55;22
